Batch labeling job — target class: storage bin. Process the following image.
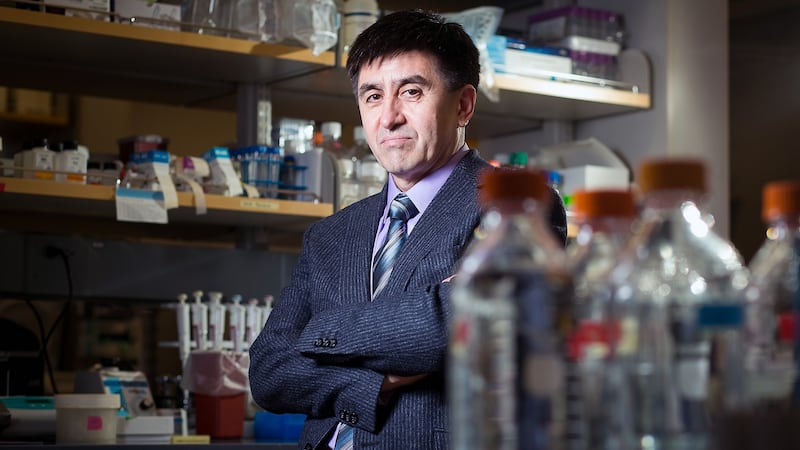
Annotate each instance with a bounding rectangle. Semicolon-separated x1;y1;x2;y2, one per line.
54;393;120;444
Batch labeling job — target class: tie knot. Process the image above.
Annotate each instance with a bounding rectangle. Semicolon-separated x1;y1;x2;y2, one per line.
389;193;418;222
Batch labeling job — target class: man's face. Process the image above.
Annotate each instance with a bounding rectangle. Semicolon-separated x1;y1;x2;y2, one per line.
355;51;476;191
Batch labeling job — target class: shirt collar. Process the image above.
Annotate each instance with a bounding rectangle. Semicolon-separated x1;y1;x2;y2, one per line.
384;144;469;221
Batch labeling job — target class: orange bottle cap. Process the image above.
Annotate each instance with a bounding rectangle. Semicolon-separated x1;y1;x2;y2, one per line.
762;179;800;222
572;189;636;220
479;168;549;206
638;158;706;194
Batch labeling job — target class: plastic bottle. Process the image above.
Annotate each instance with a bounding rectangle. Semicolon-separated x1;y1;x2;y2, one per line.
353;126;387;200
448;168;572;450
186;0;230;36
339;126;363;208
606;158;749;449
339;0;379;54
320;121;345;157
284;0;339;56
565;189;636;450
17;138;55;180
54;140;88;184
743;180;800;409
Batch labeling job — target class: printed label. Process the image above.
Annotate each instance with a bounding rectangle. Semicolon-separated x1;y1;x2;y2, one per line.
86;415;103;431
240;199;279;211
697;304;743;328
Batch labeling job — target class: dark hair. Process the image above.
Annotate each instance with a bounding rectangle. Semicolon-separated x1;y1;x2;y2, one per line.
345;9;480;95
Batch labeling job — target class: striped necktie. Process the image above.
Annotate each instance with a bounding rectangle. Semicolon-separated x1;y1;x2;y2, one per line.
371;193;418;298
334;424;354;450
335;194;417;450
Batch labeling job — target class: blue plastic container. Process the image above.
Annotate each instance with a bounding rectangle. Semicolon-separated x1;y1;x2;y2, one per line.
253;411;305;443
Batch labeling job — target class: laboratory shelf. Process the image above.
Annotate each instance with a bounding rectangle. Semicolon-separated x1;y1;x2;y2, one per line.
0;7;335;110
0;6;651;140
0;177;332;244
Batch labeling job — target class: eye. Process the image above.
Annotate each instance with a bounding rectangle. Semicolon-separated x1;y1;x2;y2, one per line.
363;92;382;103
401;87;421;98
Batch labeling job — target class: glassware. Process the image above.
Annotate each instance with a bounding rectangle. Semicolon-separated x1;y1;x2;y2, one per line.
606;158;749;449
566;189;636;450
744;180;800;409
448;168;572;450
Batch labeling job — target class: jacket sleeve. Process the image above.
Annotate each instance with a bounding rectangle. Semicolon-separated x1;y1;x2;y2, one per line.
248;223;386;434
549;186;568;247
296;282;454;375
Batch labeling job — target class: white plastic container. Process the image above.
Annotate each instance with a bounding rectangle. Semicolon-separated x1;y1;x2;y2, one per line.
340;0;379;54
54;393;120;444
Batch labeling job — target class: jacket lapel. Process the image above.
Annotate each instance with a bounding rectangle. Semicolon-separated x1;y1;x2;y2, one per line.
338;188;389;304
381;150;487;297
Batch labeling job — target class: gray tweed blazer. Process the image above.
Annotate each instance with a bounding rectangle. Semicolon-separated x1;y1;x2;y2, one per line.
249;149;566;450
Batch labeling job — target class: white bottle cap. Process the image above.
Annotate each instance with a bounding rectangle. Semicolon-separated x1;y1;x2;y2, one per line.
343;0;379;15
353;126;365;141
321;121;342;140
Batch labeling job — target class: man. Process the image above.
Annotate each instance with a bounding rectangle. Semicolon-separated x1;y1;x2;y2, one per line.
249;9;567;450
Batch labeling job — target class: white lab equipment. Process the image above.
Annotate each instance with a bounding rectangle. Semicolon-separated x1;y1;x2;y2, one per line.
207;291;226;351
191;290;208;352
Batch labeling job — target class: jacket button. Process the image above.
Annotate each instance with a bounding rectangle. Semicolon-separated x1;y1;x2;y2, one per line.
322;338;330;347
314;338;322;347
350;414;359;424
339;410;347;420
330;339;337;347
303;444;312;450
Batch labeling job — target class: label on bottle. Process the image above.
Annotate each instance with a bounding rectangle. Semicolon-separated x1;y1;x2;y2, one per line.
696;303;743;328
677;354;710;400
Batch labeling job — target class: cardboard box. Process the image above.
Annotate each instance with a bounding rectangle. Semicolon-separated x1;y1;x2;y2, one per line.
11;89;53;116
0;86;7;113
115;0;182;30
488;35;572;77
558;165;630;195
557;165;630;208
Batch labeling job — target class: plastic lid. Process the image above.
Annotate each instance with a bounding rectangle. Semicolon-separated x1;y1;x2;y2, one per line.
638;158;706;194
54;394;121;410
479;168;549;206
572;189;636;220
353;126;365;141
762;179;800;221
59;140;79;151
321;121;342;140
22;138;49;150
343;0;379;14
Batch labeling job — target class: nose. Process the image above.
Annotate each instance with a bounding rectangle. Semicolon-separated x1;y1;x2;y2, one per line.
379;97;405;130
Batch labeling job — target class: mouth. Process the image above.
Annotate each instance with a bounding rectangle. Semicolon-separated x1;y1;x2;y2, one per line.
380;136;411;146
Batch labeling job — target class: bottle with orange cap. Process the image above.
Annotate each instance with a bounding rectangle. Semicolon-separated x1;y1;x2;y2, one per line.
605;157;749;449
743;179;800;410
448;168;572;450
565;189;637;450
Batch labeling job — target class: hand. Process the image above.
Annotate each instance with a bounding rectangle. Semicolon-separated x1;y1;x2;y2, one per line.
380;373;429;393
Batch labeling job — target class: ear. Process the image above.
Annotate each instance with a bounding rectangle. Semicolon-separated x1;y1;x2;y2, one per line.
457;84;477;127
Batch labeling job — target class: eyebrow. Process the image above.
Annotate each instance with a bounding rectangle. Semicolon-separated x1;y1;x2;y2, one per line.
357;75;432;98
